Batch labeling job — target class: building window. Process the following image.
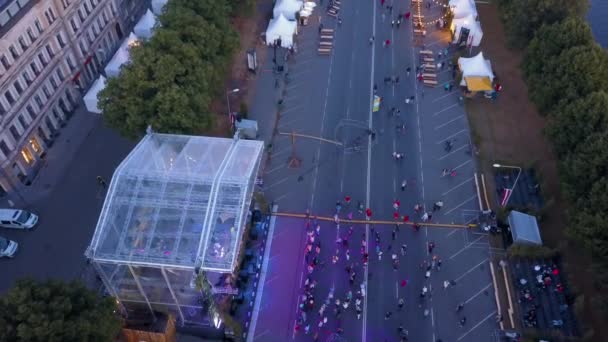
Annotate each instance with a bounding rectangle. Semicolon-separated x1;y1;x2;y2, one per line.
87;31;94;44
27;28;37;42
34;95;43;109
9;45;19;60
110;2;117;15
14;80;23;95
22;71;32;85
70;18;78;33
9;126;21;141
21;148;34;164
1;55;10;70
0;141;10;157
78;8;85;22
49;75;58;89
79;41;87;56
45;44;54;58
30;62;40;77
84;2;91;15
56;33;65;48
0;102;5;115
18;115;28;130
102;10;108;25
18;37;28;51
48;8;56;21
35;19;43;34
94;20;101;35
42;85;51;99
29;137;42;154
45;10;53;25
66;55;75;71
56;68;65;81
38;53;47;67
5;91;15;105
26;105;36;121
61;0;69;9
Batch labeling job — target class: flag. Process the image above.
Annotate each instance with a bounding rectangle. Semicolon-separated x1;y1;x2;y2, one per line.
500;188;512;207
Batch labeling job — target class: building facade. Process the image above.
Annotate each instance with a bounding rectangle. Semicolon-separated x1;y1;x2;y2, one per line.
0;0;146;196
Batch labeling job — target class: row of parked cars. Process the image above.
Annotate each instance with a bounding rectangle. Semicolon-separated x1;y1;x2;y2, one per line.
0;209;39;258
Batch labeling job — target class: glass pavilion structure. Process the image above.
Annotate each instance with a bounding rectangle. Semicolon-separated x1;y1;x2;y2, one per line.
86;133;264;325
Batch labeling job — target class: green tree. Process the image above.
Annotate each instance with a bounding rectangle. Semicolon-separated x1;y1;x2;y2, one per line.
0;279;121;342
498;0;587;47
523;17;594;80
527;44;608;114
560;131;608;201
99;0;239;138
546;91;608;157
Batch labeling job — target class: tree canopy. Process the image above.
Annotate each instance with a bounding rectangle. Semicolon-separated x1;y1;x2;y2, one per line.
99;0;239;138
498;0;588;47
0;279;121;342
523;17;594;81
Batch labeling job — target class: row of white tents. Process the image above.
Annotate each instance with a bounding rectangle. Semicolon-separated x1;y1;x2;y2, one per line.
265;0;316;48
84;1;168;113
449;0;483;47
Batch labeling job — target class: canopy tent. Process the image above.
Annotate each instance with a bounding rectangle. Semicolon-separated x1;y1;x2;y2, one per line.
273;0;303;20
265;13;297;48
458;52;494;91
104;32;140;78
134;9;157;40
450;14;483;47
151;0;168;15
508;211;542;245
83;76;106;114
300;1;316;17
449;0;477;19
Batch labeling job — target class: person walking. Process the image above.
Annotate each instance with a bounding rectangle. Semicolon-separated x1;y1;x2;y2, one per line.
398;298;405;310
97;176;107;188
433;200;444;211
459;317;467;327
456;303;464;312
406;67;411;76
401;179;407;191
385;311;392;320
401;244;407;255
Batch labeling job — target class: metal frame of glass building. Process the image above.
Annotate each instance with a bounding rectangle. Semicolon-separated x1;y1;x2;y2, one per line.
85;133;264;324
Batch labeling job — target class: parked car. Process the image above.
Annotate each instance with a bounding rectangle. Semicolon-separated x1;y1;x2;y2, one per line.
0;209;38;229
0;236;18;258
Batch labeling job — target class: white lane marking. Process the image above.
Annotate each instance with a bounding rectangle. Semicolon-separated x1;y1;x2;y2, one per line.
432;103;458;116
448;235;486;260
441;177;474;196
435;129;468;144
264;175;293;191
443;195;478;216
456;311;497;341
434;115;464;130
452;159;472;171
362;2;377;342
432;90;459;102
454;258;488;283
464;283;493;305
437;144;468;160
445;229;460;237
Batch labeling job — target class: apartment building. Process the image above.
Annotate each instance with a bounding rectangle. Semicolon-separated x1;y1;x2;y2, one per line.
0;0;146;196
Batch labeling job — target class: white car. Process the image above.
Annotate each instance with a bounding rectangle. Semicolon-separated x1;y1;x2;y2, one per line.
0;236;18;258
0;209;38;230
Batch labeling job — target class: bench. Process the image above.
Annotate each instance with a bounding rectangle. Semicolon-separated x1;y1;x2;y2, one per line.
320;35;334;40
320;28;334;34
318;48;331;55
423;79;438;86
419;50;433;55
319;41;333;47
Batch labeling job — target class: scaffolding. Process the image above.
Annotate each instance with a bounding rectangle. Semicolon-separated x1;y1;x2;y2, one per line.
86;133;264;324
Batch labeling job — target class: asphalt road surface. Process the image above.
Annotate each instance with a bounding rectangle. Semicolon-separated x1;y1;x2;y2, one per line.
251;0;498;341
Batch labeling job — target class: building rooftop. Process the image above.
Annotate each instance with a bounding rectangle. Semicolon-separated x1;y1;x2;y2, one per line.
87;133;264;272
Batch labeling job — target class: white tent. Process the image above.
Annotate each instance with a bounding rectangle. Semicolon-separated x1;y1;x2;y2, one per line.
83;76;106;114
151;0;168;15
451;14;483;46
458;52;494;91
104;32;139;78
265;13;297;48
273;0;303;20
449;0;477;19
134;9;157;40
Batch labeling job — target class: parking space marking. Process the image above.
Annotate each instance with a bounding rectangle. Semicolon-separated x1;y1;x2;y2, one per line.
265;164;286;176
464;283;493;305
432;103;458;116
432;90;459;102
454;258;488;283
280;103;306;114
448;235;485;260
274;192;293;203
442;177;474;196
437;144;468;160
445;229;460;237
456;310;497;341
264;175;293;191
285;81;307;92
443;195;478;216
452;159;472;171
436;129;468;144
434;115;464;130
271;145;293;158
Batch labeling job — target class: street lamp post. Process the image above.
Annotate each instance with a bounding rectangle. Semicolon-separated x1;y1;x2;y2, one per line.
492;163;522;207
226;88;240;118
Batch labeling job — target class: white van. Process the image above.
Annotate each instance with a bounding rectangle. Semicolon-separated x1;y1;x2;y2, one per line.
0;209;38;229
0;236;18;257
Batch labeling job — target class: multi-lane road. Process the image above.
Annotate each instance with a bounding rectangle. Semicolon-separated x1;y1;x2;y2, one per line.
250;0;499;341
